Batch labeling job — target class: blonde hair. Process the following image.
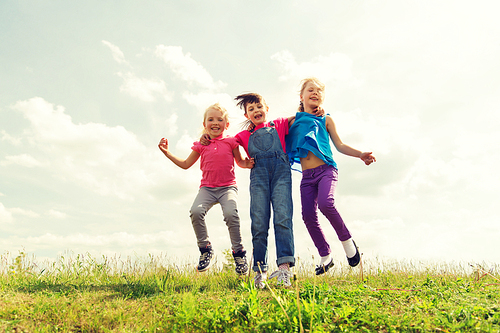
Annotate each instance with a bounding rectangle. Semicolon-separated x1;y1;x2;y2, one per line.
202;103;229;135
298;77;325;112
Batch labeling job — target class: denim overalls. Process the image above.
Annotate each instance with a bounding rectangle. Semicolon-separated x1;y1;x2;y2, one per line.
248;122;295;272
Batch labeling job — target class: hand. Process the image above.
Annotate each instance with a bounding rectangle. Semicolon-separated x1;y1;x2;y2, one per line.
200;134;211;146
158;138;169;153
244;157;255;169
360;152;376;165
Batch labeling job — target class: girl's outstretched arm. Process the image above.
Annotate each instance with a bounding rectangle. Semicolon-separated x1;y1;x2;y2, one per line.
325;116;376;165
232;146;254;169
158;137;200;169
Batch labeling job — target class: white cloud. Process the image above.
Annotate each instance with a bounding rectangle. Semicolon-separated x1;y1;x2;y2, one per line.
175;131;197;155
46;209;67;219
164;113;178;136
0;203;14;224
1;130;22;145
10;208;39;218
2;231;197;260
11;97;161;200
155;45;226;91
0;154;44;167
117;72;172;102
102;40;130;66
271;50;359;85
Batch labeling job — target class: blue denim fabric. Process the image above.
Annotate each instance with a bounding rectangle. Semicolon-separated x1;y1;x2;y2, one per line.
248;125;295;272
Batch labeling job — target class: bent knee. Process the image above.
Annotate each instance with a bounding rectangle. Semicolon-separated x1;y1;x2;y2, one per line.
190;205;207;220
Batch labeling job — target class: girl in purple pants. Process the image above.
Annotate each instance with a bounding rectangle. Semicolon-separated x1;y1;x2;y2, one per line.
286;77;376;275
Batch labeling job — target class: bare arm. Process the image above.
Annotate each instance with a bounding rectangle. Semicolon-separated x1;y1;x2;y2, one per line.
233;146;254;169
325;116;376;165
158;138;200;169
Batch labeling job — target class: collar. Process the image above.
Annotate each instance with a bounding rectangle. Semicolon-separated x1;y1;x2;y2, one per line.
209;134;227;141
249;121;274;133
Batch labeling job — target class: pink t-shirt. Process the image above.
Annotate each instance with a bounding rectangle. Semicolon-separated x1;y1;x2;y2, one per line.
235;117;289;157
191;135;239;188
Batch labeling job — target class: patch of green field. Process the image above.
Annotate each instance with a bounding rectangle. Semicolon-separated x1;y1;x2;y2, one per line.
0;251;498;332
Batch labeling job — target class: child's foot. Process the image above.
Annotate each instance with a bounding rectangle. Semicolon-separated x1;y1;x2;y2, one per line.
232;250;248;275
347;241;360;267
254;271;267;289
269;263;292;288
197;244;214;272
315;259;334;275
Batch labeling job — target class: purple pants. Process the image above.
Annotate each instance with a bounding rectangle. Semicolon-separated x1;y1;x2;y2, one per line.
300;164;351;257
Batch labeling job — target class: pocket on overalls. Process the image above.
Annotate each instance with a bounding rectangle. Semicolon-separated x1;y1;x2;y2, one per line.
253;132;274;151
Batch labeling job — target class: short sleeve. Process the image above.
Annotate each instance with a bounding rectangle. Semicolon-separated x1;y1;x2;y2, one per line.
191;141;202;153
224;136;239;150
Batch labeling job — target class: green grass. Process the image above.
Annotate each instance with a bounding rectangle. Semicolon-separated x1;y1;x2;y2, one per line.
0;251;499;332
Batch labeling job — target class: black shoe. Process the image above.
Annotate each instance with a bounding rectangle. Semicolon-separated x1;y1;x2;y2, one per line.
347;241;360;267
232;250;248;275
315;259;334;275
197;244;214;272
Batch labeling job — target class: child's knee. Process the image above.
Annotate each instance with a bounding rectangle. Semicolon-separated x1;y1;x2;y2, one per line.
318;197;335;214
190;205;206;221
223;210;240;226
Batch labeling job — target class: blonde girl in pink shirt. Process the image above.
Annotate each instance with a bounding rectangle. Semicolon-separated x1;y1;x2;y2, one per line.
158;103;254;274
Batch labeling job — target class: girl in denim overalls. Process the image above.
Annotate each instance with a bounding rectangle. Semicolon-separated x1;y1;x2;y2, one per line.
286;77;376;275
234;93;295;288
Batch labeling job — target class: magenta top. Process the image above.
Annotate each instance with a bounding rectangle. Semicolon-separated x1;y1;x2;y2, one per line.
191;135;239;188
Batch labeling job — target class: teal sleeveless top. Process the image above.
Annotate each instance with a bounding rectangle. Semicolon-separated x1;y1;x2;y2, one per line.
286;112;337;172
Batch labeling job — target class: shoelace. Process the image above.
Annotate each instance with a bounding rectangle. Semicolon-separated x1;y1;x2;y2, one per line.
254;273;267;284
200;251;212;262
269;269;292;285
234;256;246;266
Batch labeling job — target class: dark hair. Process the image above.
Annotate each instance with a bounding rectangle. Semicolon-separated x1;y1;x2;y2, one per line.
234;93;265;112
234;93;267;130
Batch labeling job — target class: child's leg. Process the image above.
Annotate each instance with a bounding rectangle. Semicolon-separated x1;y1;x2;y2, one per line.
316;166;352;242
218;186;244;253
300;168;331;258
270;161;295;267
250;166;272;273
190;187;217;248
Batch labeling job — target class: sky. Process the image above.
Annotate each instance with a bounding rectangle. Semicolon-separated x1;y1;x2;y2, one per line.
1;0;499;268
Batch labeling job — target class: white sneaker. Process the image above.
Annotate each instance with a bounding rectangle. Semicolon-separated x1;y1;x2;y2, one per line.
254;272;267;289
269;268;292;288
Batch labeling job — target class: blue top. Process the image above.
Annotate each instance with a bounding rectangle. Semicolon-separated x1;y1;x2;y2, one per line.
286;112;337;172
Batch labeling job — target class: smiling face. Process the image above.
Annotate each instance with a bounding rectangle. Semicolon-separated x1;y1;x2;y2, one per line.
244;100;268;126
203;108;229;139
300;79;325;113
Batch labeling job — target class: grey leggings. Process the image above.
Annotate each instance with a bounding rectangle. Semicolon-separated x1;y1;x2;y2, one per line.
190;186;243;252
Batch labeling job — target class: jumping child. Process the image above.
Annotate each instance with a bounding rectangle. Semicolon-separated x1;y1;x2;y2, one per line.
286;77;376;275
233;93;296;288
158;103;254;274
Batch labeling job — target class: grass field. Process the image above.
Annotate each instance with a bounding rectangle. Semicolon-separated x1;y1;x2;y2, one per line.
0;251;499;332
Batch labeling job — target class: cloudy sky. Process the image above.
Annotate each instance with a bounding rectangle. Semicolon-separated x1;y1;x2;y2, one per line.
1;1;499;267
